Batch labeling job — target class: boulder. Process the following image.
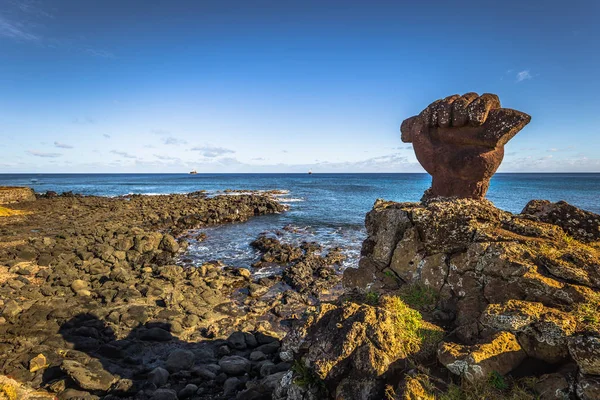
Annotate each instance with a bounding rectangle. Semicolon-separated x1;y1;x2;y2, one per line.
218;356;251;375
148;367;169;387
438;331;526;381
568;336;600;375
61;359;116;391
165;349;195;372
522;200;600;243
278;296;443;399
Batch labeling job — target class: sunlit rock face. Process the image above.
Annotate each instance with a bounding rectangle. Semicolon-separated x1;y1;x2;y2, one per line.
0;186;36;204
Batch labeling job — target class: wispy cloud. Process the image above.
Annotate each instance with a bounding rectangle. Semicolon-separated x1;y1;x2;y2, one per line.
1;3;114;58
73;117;95;124
9;0;53;18
0;15;39;41
54;141;73;149
154;154;181;161
151;129;169;136
84;48;115;59
27;150;61;158
163;137;187;145
110;150;137;159
191;145;235;158
516;70;532;82
102;134;111;139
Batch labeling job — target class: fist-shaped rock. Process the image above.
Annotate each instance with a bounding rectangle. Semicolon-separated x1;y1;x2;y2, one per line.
401;93;530;200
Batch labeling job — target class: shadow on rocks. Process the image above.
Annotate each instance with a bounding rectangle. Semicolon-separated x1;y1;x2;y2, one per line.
54;314;288;400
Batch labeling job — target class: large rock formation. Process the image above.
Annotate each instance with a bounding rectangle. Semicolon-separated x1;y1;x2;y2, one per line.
340;197;600;397
277;198;600;399
401;93;531;199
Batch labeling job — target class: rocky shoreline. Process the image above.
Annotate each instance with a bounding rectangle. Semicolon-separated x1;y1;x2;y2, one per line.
0;190;346;400
1;188;600;400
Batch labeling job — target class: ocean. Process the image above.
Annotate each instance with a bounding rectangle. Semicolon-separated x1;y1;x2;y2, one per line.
1;173;598;272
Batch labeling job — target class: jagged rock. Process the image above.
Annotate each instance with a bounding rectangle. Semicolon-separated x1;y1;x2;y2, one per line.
61;359;116;391
522;200;600;243
338;196;600;398
29;353;49;373
480;300;576;363
568;336;600;375
438;331;526;381
576;373;600;400
534;372;572;400
159;234;179;253
400;93;530;199
278;296;443;399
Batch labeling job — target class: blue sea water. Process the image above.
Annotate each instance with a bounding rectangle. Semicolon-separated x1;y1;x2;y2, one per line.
1;173;598;273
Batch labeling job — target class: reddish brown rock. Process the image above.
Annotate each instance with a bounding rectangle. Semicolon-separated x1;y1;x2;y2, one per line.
401;93;531;199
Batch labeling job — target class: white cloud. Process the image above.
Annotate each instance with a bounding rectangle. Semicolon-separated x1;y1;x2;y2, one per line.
163;137;187;145
110;150;137;159
27;150;61;158
54;141;73;149
154;154;181;161
516;70;532;82
191;146;236;158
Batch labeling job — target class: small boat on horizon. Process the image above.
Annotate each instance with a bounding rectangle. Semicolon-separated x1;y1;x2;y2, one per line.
308;170;312;175
189;170;197;175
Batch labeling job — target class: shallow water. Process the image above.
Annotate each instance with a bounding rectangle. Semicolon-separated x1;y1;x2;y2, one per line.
1;173;599;272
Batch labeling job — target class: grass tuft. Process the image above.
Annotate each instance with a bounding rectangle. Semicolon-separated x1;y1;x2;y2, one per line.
398;283;439;312
574;290;600;332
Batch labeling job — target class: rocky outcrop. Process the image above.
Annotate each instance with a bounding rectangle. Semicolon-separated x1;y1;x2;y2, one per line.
339;197;600;398
401;93;531;199
251;235;343;296
0;186;35;204
522;199;600;243
275;294;444;400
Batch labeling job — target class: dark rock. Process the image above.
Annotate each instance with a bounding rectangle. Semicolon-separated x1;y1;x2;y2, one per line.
522;199;600;243
139;327;173;342
148;367;170;387
166;349;195;372
227;331;247;350
60;359;116;391
178;383;198;399
150;388;178;400
219;356;251;375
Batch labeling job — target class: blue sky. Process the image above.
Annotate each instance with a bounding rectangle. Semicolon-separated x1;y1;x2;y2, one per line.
1;0;599;173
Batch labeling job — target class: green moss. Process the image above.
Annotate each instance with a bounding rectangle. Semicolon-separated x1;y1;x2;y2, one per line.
365;290;380;305
382;296;424;355
574;290;600;332
439;376;539;400
291;359;327;393
398;283;439;311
